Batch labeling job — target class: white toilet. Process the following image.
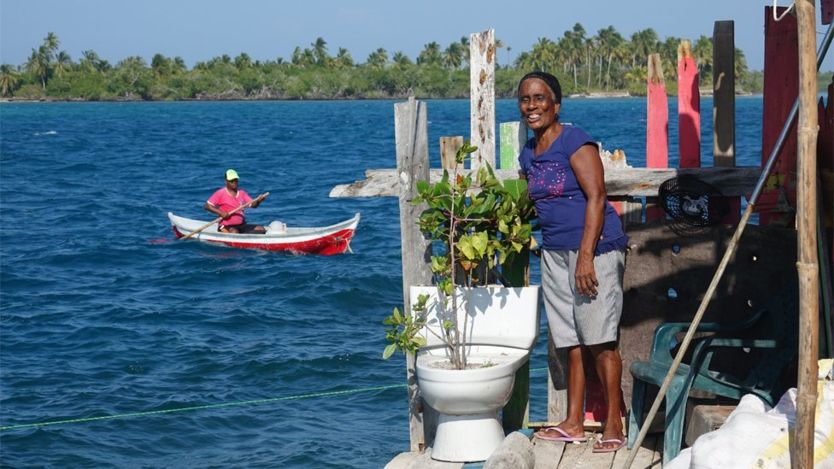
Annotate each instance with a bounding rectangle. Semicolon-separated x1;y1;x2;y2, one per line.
411;285;541;462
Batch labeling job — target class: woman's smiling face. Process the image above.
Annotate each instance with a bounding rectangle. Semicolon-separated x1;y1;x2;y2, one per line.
517;78;560;132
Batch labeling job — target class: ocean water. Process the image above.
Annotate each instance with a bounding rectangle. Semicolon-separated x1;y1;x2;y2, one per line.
0;97;763;468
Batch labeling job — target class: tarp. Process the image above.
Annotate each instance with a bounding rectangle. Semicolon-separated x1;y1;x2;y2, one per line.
667;360;834;468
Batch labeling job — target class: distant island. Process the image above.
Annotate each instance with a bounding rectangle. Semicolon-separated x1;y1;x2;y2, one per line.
0;26;822;102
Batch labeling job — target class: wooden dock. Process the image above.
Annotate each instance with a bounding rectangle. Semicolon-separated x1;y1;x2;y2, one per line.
385;432;662;469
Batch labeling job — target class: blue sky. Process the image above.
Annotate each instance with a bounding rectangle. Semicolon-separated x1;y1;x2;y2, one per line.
1;0;832;71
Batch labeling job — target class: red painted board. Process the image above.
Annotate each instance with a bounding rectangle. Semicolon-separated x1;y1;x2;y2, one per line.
822;0;833;25
759;6;798;226
647;81;669;221
647;82;670;169
678;56;701;168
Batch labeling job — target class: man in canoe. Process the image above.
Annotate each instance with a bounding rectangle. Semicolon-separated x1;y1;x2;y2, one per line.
204;169;268;234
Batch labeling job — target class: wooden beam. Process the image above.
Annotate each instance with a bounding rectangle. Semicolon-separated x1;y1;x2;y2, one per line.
713;20;741;223
677;40;701;168
470;29;496;172
394;97;434;452
329;167;761;198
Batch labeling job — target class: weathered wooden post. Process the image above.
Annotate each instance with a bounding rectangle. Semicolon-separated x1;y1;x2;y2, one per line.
470;29;496;172
713;21;740;222
394;97;434;451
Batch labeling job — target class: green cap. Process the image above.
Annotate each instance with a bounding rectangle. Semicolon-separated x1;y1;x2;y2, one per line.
225;169;239;181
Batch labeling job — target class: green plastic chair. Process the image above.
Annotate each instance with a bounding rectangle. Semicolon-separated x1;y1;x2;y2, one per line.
627;292;798;464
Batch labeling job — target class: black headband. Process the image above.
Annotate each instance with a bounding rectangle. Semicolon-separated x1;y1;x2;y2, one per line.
518;71;562;103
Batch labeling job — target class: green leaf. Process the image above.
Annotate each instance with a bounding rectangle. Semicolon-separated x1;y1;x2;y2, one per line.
383;343;398;359
472;232;489;256
392;307;402;322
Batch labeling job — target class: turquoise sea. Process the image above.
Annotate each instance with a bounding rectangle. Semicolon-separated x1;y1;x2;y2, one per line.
0;97;764;467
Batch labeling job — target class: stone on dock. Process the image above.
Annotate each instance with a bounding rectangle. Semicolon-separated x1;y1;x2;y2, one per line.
483;431;534;469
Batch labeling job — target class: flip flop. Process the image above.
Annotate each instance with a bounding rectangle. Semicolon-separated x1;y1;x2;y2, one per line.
592;437;627;453
534;426;588;442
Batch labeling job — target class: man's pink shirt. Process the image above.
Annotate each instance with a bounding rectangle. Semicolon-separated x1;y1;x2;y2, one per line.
206;188;253;227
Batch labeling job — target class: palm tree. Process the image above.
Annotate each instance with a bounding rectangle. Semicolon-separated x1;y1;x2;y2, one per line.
692;35;713;82
311;37;329;66
529;37;555;72
417;42;442;67
334;47;354;69
151;53;170;78
630;28;659;68
26;47;50;89
0;64;21;96
234;53;252;70
443;42;463;70
172;57;187;74
734;47;748;83
54;51;72;77
459;36;470;67
392;51;412;68
366;48;388;68
81;50;109;73
597;26;624;90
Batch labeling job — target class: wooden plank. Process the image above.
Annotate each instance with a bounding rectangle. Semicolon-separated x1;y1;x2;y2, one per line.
760;6;799;225
613;436;661;469
440;136;464;170
677;40;701;168
574;437;616;468
330;167;761;199
646;53;669;222
500;121;527;170
555;439;591;468
470;29;496;172
395;97;435;452
532;439;565;469
713;20;741;223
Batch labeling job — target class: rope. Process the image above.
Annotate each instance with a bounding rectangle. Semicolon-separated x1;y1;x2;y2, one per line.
0;367;552;432
0;384;404;432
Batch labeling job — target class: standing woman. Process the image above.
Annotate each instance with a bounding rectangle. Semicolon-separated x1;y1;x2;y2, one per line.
517;71;629;453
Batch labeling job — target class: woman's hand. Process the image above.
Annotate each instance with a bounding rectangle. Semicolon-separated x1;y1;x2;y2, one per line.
574;253;598;297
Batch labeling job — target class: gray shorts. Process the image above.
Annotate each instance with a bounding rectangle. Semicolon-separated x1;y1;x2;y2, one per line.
542;248;625;348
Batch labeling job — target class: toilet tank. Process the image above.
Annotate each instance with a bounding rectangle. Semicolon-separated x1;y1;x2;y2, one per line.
409;285;541;350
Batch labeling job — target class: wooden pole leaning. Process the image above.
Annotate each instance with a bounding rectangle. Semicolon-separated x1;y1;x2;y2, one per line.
181;192;269;240
793;1;820;466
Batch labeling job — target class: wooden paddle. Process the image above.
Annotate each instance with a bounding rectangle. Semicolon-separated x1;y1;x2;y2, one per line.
181;192;269;240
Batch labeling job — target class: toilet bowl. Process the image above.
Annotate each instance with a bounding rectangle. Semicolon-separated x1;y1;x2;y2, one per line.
410;285;540;462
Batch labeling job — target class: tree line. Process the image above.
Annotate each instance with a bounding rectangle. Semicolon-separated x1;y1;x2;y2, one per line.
0;27;765;101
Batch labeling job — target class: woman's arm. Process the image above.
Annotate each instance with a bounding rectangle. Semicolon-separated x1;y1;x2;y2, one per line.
570;143;607;297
